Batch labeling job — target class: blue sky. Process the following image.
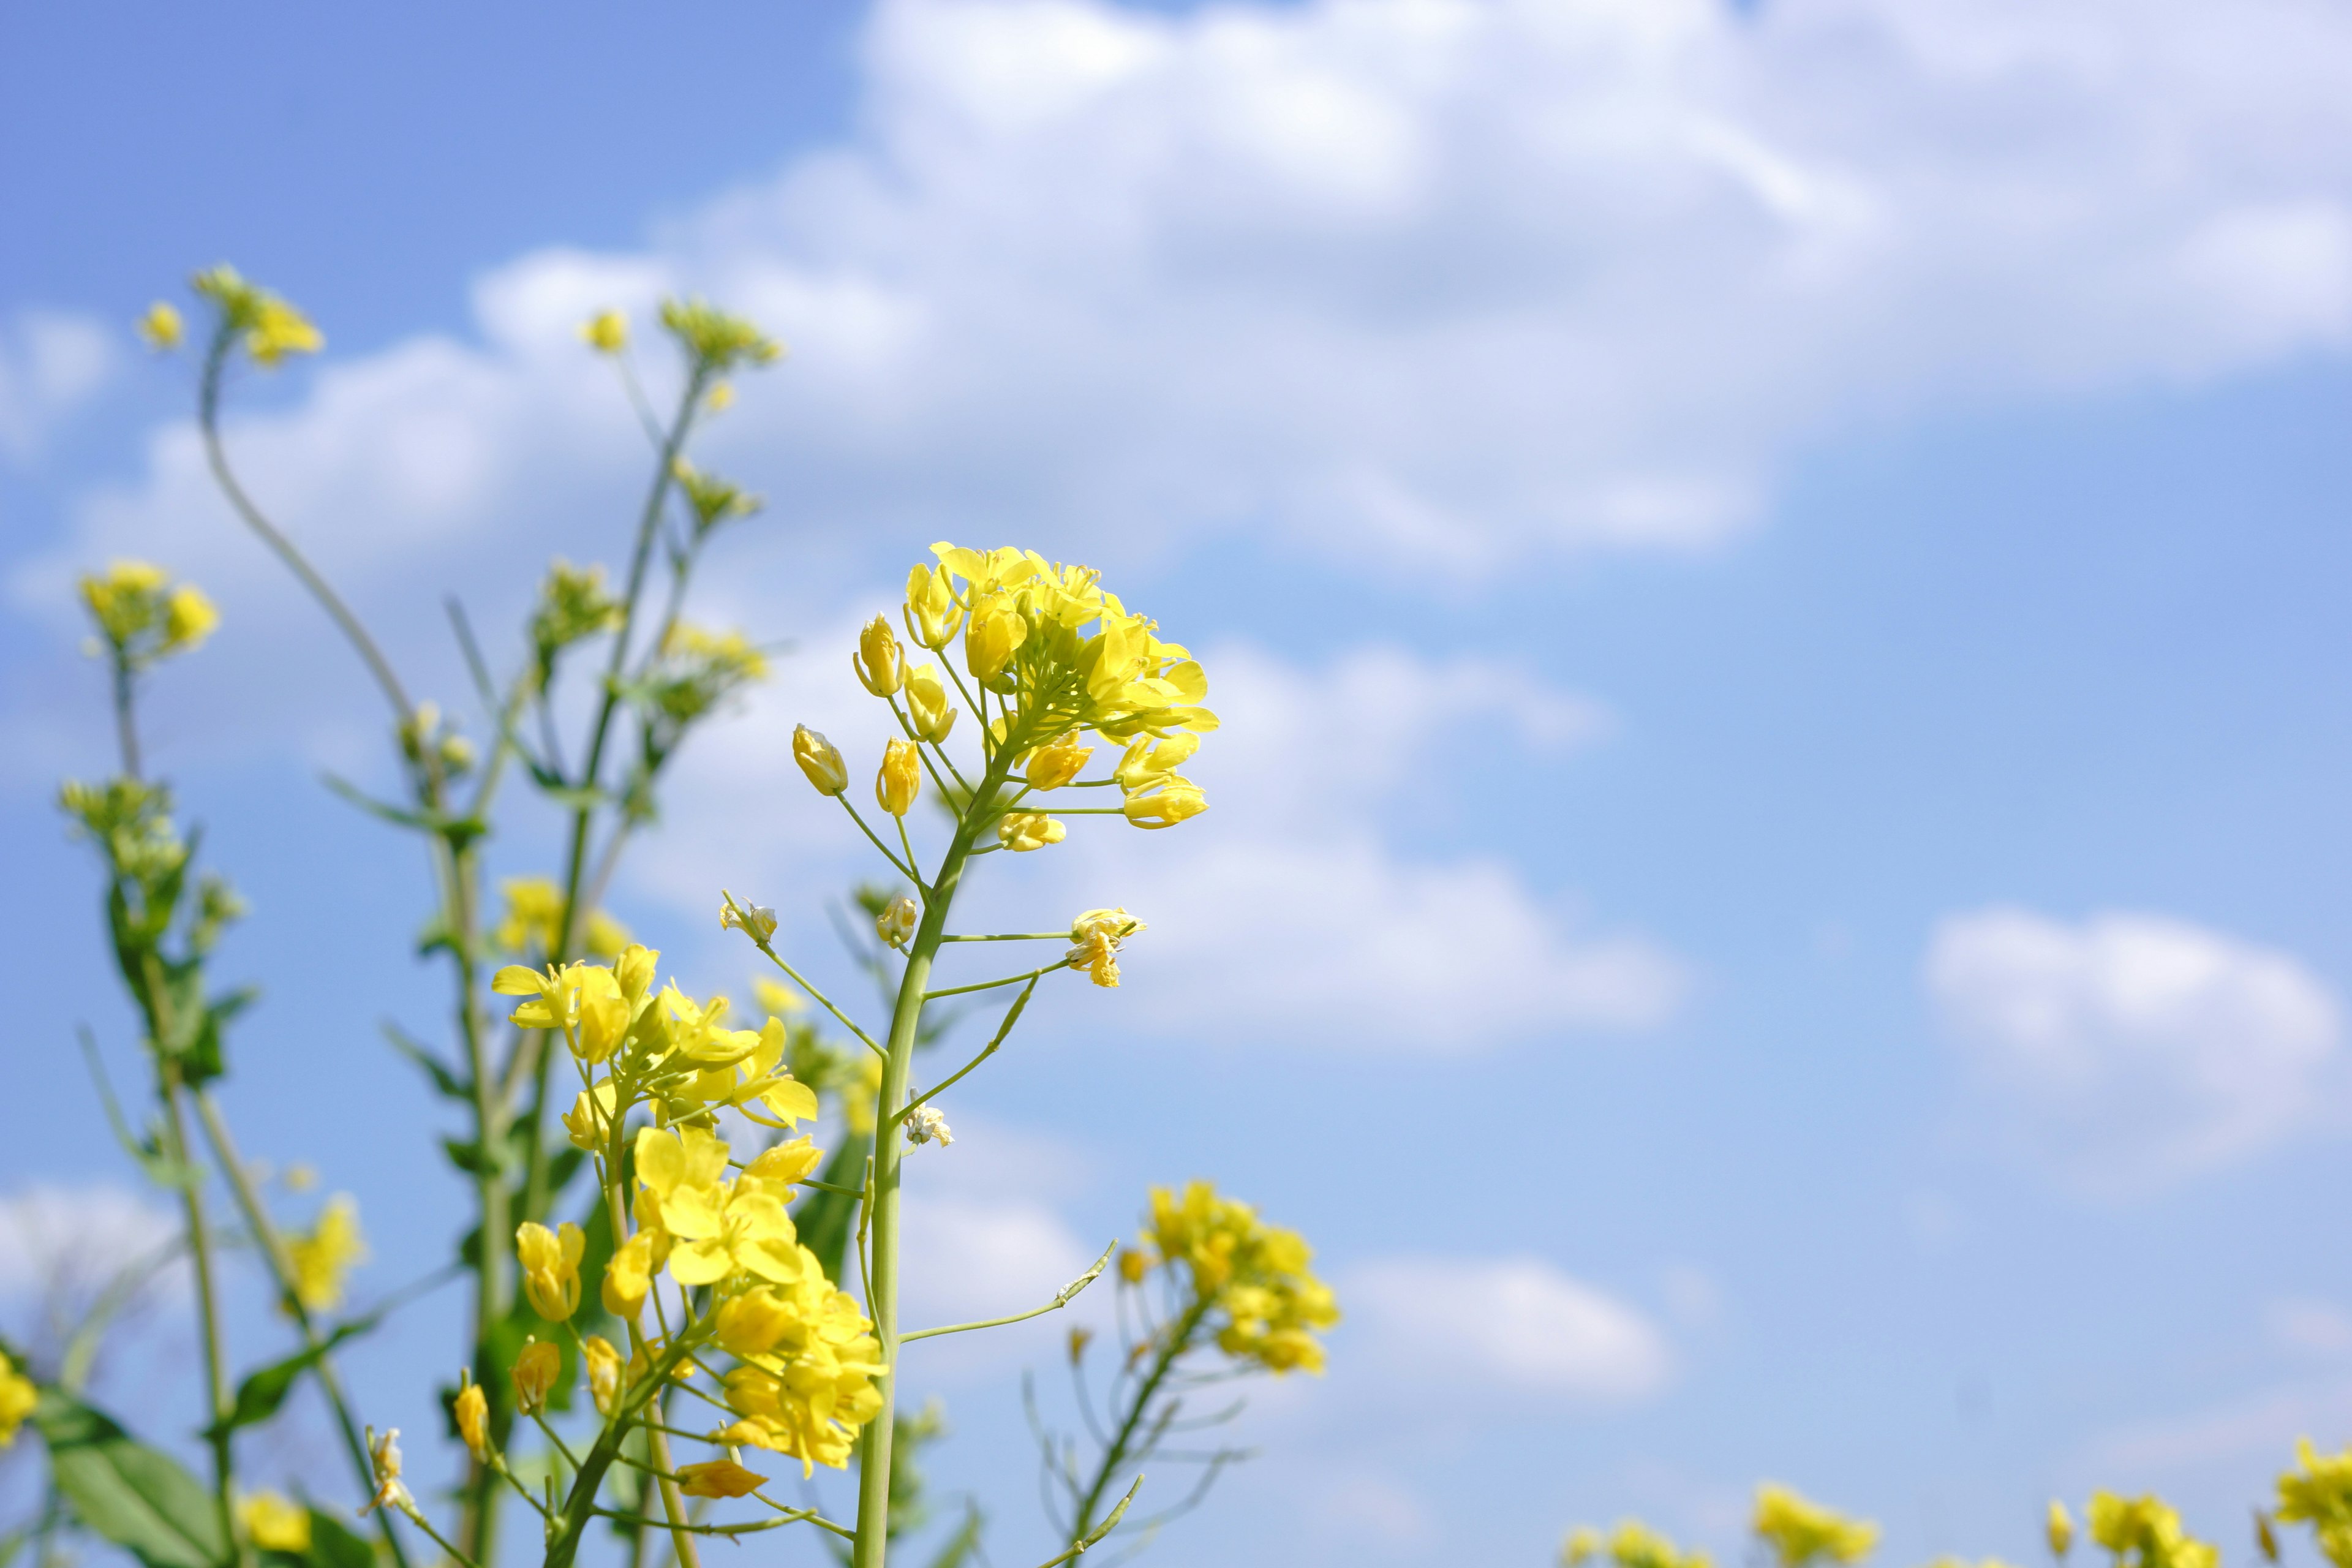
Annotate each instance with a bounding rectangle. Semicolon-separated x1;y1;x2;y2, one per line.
7;1;2352;1565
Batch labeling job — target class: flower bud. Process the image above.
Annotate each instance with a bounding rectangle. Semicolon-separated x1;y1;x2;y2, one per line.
997;813;1066;853
1115;732;1198;790
905;1105;954;1147
876;895;918;950
904;564;963;650
453;1376;490;1461
722;900;778;943
582;1335;623;1417
361;1426;413;1517
1023;733;1092;791
793;725;847;795
511;1340;560;1414
1121;777;1207;830
2047;1503;2075;1560
137;303;183;351
516;1221;584;1321
854;615;903;696
877;738;920;817
603;1232;653;1319
965;596;1026;687
580;311;627;353
905;663;957;743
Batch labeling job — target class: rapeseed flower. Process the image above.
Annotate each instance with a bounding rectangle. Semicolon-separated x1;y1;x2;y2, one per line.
603;1232;655;1318
998;813;1065;852
855;615;903;696
0;1362;35;1447
903;565;963;650
1754;1486;1878;1568
1137;1181;1338;1375
137;303;183;350
905;1106;952;1147
286;1195;366;1313
360;1427;412;1517
876;894;918;950
677;1460;767;1499
241;1492;310;1553
453;1376;489;1461
714;1272;888;1477
192;266;322;366
580;311;627;353
582;1335;623;1417
2277;1441;2352;1568
80;560;217;668
878;739;920;817
516;1221;585;1321
2087;1493;2217;1568
905;662;957;742
2050;1502;2076;1559
794;726;847;795
1067;908;1142;988
660;298;782;371
511;1341;560;1414
1024;733;1091;790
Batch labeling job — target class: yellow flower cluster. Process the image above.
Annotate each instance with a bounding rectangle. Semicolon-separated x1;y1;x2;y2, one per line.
285;1194;366;1313
239;1492;311;1553
1563;1520;1714;1568
1132;1181;1338;1374
2085;1493;2217;1568
2278;1441;2352;1568
1754;1485;1879;1568
192;266;322;365
79;560;218;668
492;876;630;961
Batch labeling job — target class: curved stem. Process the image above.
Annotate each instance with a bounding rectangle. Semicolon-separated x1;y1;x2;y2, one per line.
1071;1298;1209;1542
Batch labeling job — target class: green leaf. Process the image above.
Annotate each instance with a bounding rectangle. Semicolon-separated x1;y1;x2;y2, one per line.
32;1386;230;1568
204;1310;386;1441
925;1501;986;1568
440;1135;500;1178
301;1507;373;1568
380;1022;471;1102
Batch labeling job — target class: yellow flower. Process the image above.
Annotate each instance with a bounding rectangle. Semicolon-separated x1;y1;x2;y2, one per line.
963;592;1027;687
0;1363;36;1449
1117;1248;1149;1286
1114;732;1197;790
2088;1493;2218;1568
755;978;806;1018
1754;1485;1879;1568
1142;1182;1339;1375
2049;1502;2076;1559
706;380;735;413
794;725;847;795
160;586;218;652
1594;1520;1713;1568
512;1340;560;1414
1563;1527;1604;1567
998;813;1065;853
659;298;782;369
80;560;220;669
1121;775;1207;829
603;1231;655;1319
1024;733;1093;790
240;1491;310;1553
744;1136;824;1191
453;1376;489;1461
714;1274;888;1477
903;564;964;650
722;900;778;943
855;615;903;696
491;877;630;960
137;302;183;351
1067;908;1142;988
876;894;918;950
2276;1442;2352;1568
581;310;627;353
582;1335;623;1417
667;1183;810;1288
286;1195;366;1313
877;739;920;817
246;298;322;366
677;1460;767;1499
904;662;957;742
516;1221;585;1321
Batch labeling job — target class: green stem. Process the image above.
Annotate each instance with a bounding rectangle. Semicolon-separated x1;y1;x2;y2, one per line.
849;753;1007;1568
189;1093;412;1568
157;1066;239;1567
1071;1298;1209;1542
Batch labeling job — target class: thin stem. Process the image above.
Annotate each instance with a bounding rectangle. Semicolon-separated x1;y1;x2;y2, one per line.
157;1069;238;1567
924;966;1055;1002
839;797;920;883
900;1241;1112;1343
108;655;142;780
1072;1300;1209;1541
890;978;1038;1128
938;933;1068;943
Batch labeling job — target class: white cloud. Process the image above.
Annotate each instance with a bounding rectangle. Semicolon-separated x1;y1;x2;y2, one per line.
24;0;2352;600
0;1184;184;1305
0;311;115;462
1345;1255;1673;1404
2267;1297;2352;1359
1926;908;2345;1193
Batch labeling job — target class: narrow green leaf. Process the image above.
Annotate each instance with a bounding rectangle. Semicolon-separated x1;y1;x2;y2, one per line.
32;1386;230;1568
380;1022;471;1102
925;1501;986;1568
203;1310;385;1441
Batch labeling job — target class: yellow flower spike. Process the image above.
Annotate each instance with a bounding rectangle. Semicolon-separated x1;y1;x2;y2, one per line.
511;1340;560;1415
1024;733;1093;790
793;725;848;795
1121;775;1207;830
903;662;957;743
2049;1502;2076;1559
241;1491;311;1553
1753;1485;1879;1568
854;614;903;697
903;564;963;650
580;310;627;353
602;1232;654;1319
286;1195;366;1313
2276;1441;2352;1568
582;1335;623;1417
877;738;920;818
997;813;1066;853
137;302;183;352
658;298;781;370
0;1363;37;1449
453;1376;490;1461
516;1221;585;1321
677;1460;767;1499
876;894;918;950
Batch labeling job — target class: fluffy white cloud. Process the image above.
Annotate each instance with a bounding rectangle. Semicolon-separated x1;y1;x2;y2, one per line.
0;1184;184;1304
1344;1254;1673;1403
0;311;115;463
25;0;2352;601
1926;908;2345;1192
